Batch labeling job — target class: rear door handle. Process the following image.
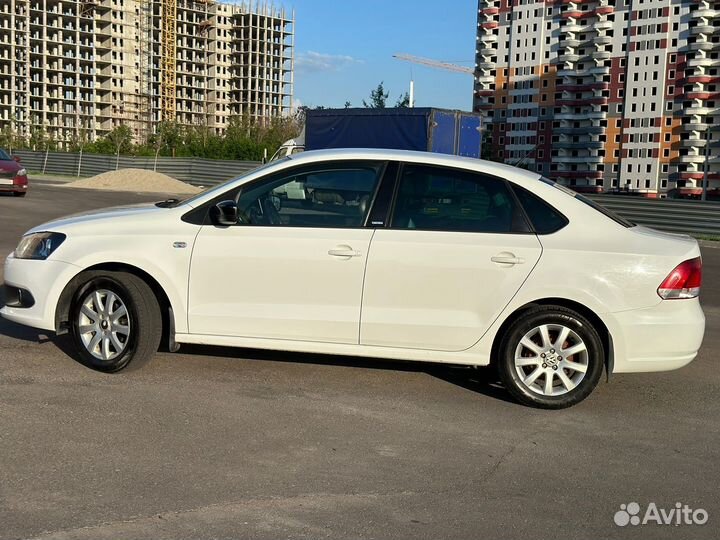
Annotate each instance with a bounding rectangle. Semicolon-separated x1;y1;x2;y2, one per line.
328;245;361;258
491;253;525;265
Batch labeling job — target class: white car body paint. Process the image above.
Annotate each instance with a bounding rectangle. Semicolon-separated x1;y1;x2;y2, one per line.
1;149;705;375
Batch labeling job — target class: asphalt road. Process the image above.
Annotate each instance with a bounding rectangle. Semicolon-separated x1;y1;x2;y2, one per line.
1;184;718;540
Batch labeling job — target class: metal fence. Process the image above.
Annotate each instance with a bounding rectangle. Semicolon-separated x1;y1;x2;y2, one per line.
589;195;720;237
16;150;261;187
14;150;720;236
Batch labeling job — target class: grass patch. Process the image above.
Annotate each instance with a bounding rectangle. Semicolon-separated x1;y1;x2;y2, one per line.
693;234;720;242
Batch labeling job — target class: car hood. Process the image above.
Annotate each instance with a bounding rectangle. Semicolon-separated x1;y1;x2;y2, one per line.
26;202;173;235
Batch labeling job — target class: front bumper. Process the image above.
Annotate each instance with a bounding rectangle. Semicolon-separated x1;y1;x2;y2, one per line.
606;298;706;373
1;255;81;332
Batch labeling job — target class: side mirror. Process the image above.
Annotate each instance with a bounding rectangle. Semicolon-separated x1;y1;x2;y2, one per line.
210;200;238;226
12;155;21;163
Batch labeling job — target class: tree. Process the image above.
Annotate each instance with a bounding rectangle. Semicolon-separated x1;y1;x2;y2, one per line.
344;101;352;109
106;125;134;156
363;82;389;108
151;121;182;166
395;92;410;108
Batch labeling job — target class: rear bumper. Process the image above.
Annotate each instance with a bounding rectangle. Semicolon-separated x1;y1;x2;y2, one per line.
606;299;705;373
0;175;28;192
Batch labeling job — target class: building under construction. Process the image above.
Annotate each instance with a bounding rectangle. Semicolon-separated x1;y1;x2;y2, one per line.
0;0;294;146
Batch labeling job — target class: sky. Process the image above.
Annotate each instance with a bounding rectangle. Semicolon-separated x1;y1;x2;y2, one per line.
291;0;477;111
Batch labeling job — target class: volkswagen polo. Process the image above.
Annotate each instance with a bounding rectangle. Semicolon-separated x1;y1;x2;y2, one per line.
0;150;705;408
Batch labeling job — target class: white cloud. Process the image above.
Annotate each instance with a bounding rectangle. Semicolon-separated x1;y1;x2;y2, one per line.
295;51;362;73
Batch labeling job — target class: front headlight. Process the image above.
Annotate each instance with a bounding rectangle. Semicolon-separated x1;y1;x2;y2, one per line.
16;168;27;177
14;232;66;260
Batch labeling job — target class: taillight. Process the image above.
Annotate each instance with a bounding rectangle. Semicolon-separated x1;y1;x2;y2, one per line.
657;257;702;299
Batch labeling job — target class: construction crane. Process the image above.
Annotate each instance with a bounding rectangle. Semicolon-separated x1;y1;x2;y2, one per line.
393;53;474;108
393;53;475;75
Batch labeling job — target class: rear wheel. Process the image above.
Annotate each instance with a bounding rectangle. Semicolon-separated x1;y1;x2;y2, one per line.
497;306;604;409
13;191;26;197
70;271;161;372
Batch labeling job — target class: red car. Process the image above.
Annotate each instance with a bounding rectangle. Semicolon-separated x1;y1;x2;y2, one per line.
0;149;28;197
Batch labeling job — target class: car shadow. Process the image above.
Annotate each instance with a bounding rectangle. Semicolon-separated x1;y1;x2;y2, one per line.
0;314;46;342
161;342;517;404
0;290;515;404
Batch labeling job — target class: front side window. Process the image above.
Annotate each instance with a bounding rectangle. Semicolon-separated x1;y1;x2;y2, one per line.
236;163;382;228
391;164;527;233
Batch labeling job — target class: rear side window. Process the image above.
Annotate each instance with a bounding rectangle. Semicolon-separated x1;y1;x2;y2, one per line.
391;164;529;233
539;176;635;228
511;184;568;234
574;193;635;228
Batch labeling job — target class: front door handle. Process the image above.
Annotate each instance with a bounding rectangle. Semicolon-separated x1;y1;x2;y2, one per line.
491;252;525;265
328;245;361;258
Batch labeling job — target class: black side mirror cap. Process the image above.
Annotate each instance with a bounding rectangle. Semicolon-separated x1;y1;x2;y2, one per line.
210;200;238;226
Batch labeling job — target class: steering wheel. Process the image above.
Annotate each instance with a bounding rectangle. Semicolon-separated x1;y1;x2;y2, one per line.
262;196;283;225
246;196;282;225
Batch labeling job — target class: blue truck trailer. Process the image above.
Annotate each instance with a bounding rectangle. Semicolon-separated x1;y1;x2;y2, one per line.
271;107;483;160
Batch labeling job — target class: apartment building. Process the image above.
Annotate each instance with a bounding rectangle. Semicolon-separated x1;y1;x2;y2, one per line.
474;0;719;197
0;0;293;146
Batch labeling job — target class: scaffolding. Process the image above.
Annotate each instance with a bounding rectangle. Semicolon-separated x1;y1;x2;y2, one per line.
0;0;293;145
161;0;177;121
136;0;153;141
198;0;213;128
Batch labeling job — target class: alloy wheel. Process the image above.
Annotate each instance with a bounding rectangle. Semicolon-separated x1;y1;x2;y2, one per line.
513;323;589;396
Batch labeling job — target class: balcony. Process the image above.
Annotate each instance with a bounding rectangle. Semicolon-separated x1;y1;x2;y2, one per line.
688;55;720;67
553;140;604;150
689;40;717;51
553;154;604;163
593;20;613;31
559;36;583;48
558;52;581;63
555;110;607;120
683;120;708;131
693;8;720;18
691;24;719;34
591;49;611;60
477;46;497;56
593;34;612;46
554;125;605;135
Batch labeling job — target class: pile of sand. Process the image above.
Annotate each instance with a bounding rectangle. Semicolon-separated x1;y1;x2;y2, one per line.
65;168;202;195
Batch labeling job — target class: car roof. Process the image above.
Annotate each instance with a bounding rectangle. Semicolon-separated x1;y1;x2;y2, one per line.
286;148;543;183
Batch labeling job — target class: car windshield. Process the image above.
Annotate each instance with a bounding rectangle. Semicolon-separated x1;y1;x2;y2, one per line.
157;158;289;208
539;177;635;228
0;148;12;161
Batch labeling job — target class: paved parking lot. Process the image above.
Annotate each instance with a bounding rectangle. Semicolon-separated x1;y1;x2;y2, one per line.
1;183;719;540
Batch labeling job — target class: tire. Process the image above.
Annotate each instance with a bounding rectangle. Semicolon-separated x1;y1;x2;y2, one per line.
13;191;26;197
69;271;162;373
497;305;604;409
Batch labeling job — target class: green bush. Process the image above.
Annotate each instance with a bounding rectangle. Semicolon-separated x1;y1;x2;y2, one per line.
1;114;302;161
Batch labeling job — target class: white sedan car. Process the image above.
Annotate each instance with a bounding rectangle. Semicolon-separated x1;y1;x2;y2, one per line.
1;150;705;408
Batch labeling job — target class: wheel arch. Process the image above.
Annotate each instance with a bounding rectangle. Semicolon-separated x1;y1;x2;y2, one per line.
54;262;178;351
490;297;614;379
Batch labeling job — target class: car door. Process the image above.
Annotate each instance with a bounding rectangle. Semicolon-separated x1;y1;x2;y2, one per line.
360;162;542;352
188;161;384;344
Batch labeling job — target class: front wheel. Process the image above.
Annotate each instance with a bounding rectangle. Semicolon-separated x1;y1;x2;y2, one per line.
497;306;604;409
70;271;162;373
